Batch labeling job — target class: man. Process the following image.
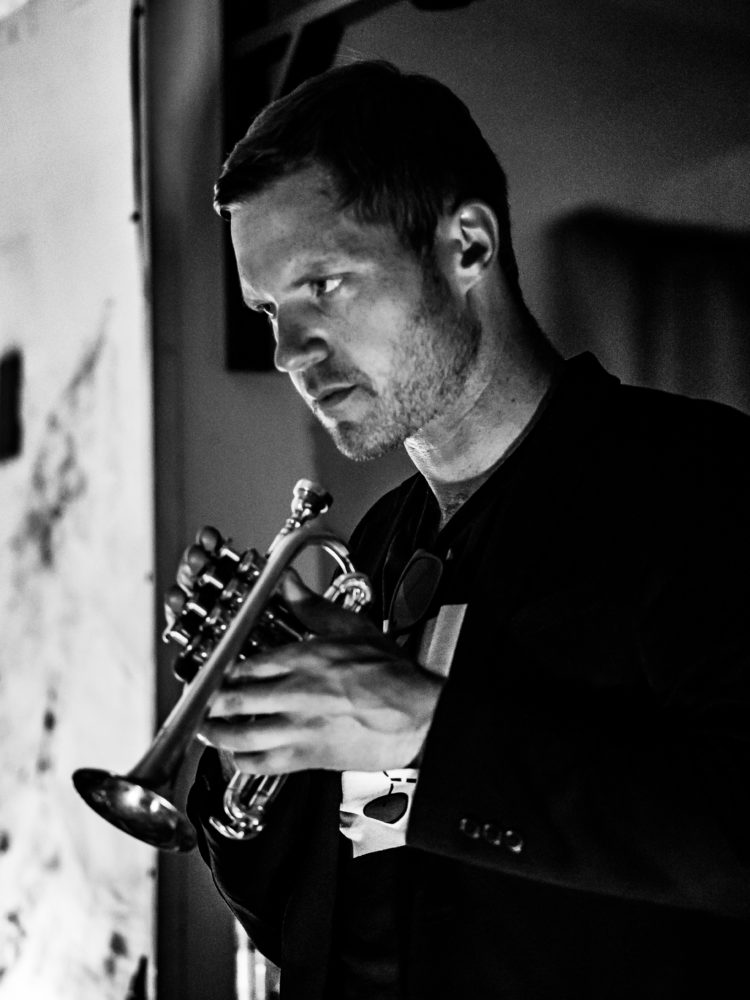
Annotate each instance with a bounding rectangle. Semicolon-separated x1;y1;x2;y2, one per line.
170;61;750;998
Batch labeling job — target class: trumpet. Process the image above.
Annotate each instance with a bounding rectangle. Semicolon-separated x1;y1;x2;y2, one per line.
72;480;372;852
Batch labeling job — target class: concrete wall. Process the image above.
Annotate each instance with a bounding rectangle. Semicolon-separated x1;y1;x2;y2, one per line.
0;1;155;998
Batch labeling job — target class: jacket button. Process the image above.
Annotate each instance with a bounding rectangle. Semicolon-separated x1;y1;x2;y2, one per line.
503;829;524;854
481;822;503;847
458;817;482;840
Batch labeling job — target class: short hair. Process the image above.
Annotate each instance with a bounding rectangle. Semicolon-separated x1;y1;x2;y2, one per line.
214;60;521;295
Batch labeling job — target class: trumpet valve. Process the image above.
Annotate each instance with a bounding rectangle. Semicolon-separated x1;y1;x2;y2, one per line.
198;541;241;589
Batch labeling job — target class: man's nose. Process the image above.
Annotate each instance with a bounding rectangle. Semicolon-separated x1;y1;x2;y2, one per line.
273;312;330;374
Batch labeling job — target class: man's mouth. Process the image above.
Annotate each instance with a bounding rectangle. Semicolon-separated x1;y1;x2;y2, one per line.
314;386;357;410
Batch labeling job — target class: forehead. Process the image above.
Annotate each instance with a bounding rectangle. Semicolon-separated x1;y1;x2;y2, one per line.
229;166;402;293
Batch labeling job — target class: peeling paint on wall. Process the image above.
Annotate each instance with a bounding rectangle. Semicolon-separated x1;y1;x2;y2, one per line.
0;0;33;18
0;314;154;999
0;0;37;48
11;324;106;573
0;1;155;997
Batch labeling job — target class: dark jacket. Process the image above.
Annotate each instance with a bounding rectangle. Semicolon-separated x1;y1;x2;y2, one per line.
188;355;750;998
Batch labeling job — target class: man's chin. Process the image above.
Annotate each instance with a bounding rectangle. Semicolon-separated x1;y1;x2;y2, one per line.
329;422;404;462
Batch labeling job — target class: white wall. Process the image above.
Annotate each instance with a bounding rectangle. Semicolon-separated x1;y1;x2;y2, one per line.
0;1;155;997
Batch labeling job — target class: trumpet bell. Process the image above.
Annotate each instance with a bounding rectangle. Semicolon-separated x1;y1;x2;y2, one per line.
72;767;197;852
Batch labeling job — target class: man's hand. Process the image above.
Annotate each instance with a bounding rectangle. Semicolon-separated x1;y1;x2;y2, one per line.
163;528;443;774
199;572;443;774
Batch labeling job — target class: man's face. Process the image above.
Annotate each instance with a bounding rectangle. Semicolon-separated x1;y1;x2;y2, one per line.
229;166;481;460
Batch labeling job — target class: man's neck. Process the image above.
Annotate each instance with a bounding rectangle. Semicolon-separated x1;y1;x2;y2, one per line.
405;332;562;525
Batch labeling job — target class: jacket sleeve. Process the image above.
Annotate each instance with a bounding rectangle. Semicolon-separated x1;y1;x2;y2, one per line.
186;748;313;965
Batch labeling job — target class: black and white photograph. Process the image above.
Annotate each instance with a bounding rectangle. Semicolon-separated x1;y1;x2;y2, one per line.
1;2;749;998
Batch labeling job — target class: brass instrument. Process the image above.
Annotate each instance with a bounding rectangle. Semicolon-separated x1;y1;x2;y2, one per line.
72;480;372;852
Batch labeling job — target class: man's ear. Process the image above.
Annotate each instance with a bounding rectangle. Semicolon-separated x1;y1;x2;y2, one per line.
435;200;499;296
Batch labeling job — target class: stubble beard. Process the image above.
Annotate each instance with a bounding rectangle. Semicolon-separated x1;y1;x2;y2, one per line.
326;265;482;462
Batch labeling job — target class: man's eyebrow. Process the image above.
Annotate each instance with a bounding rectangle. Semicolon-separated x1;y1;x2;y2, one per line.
294;253;355;272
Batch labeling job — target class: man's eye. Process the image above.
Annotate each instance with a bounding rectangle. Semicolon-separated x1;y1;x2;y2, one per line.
310;277;343;299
